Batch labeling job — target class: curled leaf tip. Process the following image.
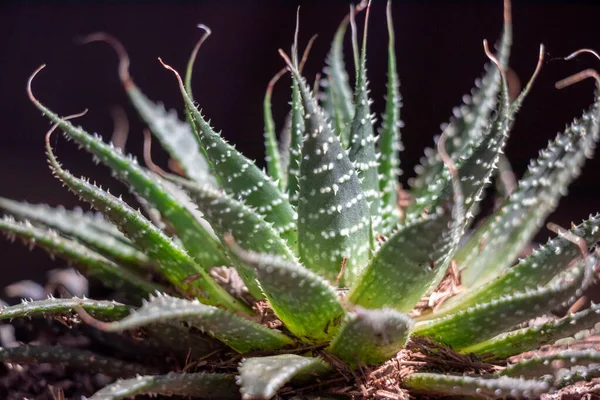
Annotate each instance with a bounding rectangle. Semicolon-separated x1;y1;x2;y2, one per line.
44;109;89;145
27;64;47;106
436;133;456;177
556;69;600;90
74;304;114;331
483;39;504;75
564;48;600;62
298;34;318;73
110;106;129;150
143;129;169;176
266;68;288;96
79;32;132;89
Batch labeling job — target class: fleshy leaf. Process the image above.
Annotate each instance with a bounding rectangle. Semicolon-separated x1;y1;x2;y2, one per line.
0;297;129;322
435;213;600;316
458;90;600;287
321;7;357;147
327;307;413;367
409;2;512;194
173;176;295;298
0;345;157;377
84;33;217;187
281;52;371;286
89;372;239;400
461;302;600;359
0;217;160;296
287;71;304;207
502;349;600;378
378;0;404;233
348;3;381;233
86;293;294;353
553;363;600;389
28;71;226;271
237;354;330;400
0;197;152;270
415;258;593;349
403;373;550;398
45;138;247;313
161;60;298;248
228;240;345;344
264;68;286;189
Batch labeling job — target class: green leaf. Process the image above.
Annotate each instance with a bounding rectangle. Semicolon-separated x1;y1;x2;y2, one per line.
88;293;294;353
378;0;404;234
83;33;217;187
348;3;381;234
327;307;413;367
227;240;345;344
502;349;600;378
0;197;152;270
161;61;298;248
322;8;356;148
435;213;600;317
0;217;160;297
281;53;371;286
287;72;304;207
238;355;331;400
553;364;600;389
403;373;550;398
0;345;158;378
415;257;592;349
264;68;287;189
0;296;130;322
28;73;226;272
89;372;239;400
45;138;247;314
458;91;600;287
409;5;512;195
172;175;295;298
461;302;600;360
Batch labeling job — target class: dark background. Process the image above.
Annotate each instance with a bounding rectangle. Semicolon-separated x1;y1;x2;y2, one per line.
1;0;600;291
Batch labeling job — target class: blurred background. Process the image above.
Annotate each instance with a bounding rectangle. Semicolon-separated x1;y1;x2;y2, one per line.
1;0;600;293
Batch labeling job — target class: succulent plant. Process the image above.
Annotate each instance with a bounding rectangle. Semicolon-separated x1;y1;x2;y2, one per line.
2;0;600;398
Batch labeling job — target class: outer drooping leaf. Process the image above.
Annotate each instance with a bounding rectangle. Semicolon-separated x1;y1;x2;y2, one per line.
173;177;295;298
89;293;293;353
282;54;371;286
553;364;600;389
29;76;226;271
228;241;345;344
502;350;600;378
409;3;512;195
0;297;129;322
45;140;247;314
89;372;239;400
84;33;217;187
0;197;152;269
264;69;286;189
321;8;356;147
162;62;298;248
0;345;158;377
327;307;413;367
458;89;600;287
461;302;600;359
415;258;592;349
378;0;404;233
238;355;330;400
435;213;600;316
348;4;381;234
0;218;160;296
403;373;550;399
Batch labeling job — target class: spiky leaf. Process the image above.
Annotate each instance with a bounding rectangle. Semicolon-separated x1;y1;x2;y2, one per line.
228;242;345;344
89;372;239;400
238;355;330;400
378;0;403;233
458;92;600;287
502;350;600;378
287;74;305;207
0;345;157;377
45;140;246;313
403;373;550;398
264;70;286;189
90;293;293;353
0;217;160;296
283;55;371;286
0;197;152;269
0;297;129;322
327;307;413;367
415;258;592;349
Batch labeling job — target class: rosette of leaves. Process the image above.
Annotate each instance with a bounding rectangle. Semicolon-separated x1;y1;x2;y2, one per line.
2;1;600;399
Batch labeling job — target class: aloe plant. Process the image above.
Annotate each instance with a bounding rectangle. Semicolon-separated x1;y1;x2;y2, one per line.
2;1;600;398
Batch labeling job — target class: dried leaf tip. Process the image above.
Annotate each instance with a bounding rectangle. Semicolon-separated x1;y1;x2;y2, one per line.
79;32;133;90
557;49;600;89
547;222;596;289
483;39;504;75
436;133;456;177
143;129;169;176
185;24;212;95
26;64;47;107
44;109;89;145
504;0;512;26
